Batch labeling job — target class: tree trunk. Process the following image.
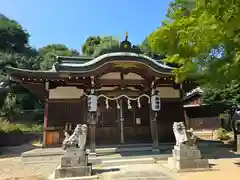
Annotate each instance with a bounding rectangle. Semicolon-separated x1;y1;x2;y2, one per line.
227;115;232;130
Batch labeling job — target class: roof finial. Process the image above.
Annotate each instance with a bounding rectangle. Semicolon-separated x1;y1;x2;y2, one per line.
125;32;128;41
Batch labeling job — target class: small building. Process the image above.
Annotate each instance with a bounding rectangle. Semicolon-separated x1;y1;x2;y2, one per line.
183;87;224;132
4;38;194;151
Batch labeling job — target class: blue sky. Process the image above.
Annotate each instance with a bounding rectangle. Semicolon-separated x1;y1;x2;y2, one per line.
0;0;171;51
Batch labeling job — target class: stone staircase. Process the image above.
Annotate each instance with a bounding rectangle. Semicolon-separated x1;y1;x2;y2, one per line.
21;141;224;165
21;143;173;164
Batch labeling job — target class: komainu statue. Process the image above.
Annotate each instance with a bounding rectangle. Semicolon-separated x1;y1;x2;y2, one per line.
186;128;197;146
173;122;196;147
62;124;88;150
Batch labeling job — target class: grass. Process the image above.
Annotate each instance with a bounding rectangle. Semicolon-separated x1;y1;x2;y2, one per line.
0;119;43;133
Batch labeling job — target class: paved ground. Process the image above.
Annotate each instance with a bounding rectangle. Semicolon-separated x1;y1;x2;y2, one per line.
0;157;57;180
0;143;240;180
177;158;240;180
0;156;240;180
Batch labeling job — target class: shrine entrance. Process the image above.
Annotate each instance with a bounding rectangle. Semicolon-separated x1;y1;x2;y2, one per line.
95;99;120;145
94;94;152;145
121;98;152;144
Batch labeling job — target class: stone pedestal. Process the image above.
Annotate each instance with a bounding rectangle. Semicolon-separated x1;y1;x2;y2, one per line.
167;144;209;171
54;148;92;179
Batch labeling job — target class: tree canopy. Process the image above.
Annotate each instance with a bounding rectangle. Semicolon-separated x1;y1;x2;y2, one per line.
39;44;79;70
81;36;120;57
81;36;101;56
0;16;80;118
148;0;240;84
0;14;29;53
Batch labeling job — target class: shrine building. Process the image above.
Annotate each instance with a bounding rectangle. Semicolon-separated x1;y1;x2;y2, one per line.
4;37;194;152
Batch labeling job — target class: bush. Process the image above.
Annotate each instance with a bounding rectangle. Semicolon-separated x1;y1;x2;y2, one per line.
0;119;42;133
214;128;231;140
0;119;43;147
0;119;22;133
27;124;43;132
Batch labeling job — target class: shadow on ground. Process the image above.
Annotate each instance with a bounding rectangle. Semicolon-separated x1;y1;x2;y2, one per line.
117;140;240;160
198;140;240;159
0;144;38;158
234;161;240;167
92;168;120;175
209;163;217;168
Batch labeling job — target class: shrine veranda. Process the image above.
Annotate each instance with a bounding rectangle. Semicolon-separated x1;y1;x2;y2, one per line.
4;38;195;152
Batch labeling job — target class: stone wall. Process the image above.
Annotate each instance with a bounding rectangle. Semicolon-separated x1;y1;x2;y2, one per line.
0;132;42;147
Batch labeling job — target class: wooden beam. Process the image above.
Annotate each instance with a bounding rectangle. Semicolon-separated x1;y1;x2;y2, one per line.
154;78;174;86
48;98;84;103
96;79;149;86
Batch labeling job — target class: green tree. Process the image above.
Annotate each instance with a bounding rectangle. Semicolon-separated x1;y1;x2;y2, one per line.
0;52;41;71
0;86;40;120
81;36;119;57
81;36;101;56
92;36;119;57
39;44;79;70
138;37;168;60
202;82;240;142
0;15;41;119
138;37;155;57
0;52;42;119
148;0;240;84
0;14;29;53
148;0;240;143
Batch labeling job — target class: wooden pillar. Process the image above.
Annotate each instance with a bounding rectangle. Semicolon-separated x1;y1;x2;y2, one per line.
119;75;125;144
88;77;97;154
149;108;159;149
89;112;96;154
149;89;159;150
119;98;124;144
42;81;49;148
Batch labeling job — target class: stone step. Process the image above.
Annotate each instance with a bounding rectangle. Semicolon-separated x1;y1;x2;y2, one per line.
96;146;155;154
21;146;159;158
22;153;170;165
95;143;156;148
21;141;223;164
21;146;170;164
101;157;156;166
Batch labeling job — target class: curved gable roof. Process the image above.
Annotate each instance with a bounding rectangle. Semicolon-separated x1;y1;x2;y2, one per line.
55;52;174;74
4;52;175;78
